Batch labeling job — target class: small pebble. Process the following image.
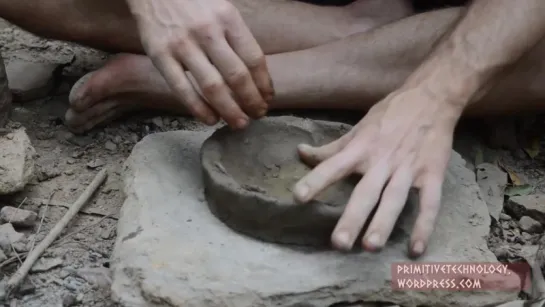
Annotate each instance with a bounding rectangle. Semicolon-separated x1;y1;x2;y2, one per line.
519;216;542;234
113;135;123;144
62;294;78;307
151;117;164;128
31;257;64;273
0;206;37;227
104;141;117;152
63;277;83;292
87;159;105;169
499;213;511;221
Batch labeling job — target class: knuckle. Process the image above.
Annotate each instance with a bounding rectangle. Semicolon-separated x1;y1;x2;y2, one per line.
226;69;251;88
215;3;238;23
246;55;266;70
147;46;169;61
201;79;226;98
171;33;191;48
190;20;216;36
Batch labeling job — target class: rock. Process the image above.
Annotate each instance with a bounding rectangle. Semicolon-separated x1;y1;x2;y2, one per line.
0;223;24;252
112;118;516;307
104;141;117;152
475;163;508;221
0;249;7;262
75;267;112;290
86;159;105;169
151;117;164;129
507;194;545;224
36;163;62;182
30;257;64;273
519;216;543;234
11;241;29;253
500;213;512;221
0;55;11;127
62;293;78;307
202;117;353;246
0;128;36;194
5;58;58;102
0;206;37;227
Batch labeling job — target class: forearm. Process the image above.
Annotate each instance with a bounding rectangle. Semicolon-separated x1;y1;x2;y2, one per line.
402;0;545;108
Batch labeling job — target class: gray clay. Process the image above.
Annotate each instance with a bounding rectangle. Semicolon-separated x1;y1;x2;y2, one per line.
0;55;11;127
201;116;358;247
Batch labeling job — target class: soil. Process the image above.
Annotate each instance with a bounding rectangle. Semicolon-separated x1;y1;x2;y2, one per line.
2;18;545;306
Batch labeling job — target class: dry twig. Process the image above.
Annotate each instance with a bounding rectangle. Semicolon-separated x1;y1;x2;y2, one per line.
4;169;107;297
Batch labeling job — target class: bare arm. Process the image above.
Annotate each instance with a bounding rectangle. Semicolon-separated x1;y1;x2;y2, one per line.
403;0;545;109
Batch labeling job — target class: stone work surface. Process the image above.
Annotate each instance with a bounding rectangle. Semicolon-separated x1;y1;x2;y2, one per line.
0;54;11;127
112;120;517;307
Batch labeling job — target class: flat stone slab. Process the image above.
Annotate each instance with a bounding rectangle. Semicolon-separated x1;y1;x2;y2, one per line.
202;117;356;246
112;117;517;307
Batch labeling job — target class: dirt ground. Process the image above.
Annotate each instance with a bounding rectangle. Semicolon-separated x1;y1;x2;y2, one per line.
1;20;545;307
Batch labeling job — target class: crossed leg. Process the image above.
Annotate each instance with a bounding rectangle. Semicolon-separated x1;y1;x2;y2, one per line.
0;0;414;132
65;4;545;132
2;1;544;133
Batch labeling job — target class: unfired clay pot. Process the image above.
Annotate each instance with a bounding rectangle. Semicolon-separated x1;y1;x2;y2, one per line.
201;116;358;247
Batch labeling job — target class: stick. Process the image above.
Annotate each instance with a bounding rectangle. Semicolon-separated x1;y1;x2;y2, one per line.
5;169;107;296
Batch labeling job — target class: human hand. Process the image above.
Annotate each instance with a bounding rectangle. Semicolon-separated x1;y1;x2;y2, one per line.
293;88;463;257
128;0;273;128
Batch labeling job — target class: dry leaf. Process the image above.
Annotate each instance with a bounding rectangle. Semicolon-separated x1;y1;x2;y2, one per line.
497;160;524;186
505;184;533;197
523;137;540;159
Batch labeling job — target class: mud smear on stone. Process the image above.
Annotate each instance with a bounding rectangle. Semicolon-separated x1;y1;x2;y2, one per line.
201;116;410;248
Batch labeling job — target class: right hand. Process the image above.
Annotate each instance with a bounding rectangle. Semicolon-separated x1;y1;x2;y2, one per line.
129;0;274;128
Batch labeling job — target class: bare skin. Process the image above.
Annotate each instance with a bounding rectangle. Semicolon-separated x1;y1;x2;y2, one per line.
65;2;545;255
0;0;409;127
3;0;545;256
292;0;545;256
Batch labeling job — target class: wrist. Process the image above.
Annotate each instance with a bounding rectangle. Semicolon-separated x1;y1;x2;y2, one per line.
401;49;485;111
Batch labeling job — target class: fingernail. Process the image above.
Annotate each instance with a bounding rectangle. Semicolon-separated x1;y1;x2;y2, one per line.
365;233;381;248
412;241;425;256
74;95;90;109
294;184;309;201
334;232;353;250
257;108;267;118
236;118;248;129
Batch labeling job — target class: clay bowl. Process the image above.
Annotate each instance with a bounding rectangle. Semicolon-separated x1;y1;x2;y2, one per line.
201;116;357;247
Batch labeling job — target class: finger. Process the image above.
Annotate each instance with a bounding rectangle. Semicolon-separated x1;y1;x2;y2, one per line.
224;12;274;101
331;160;391;250
297;128;357;167
409;174;443;258
151;54;218;125
293;148;359;204
204;37;267;119
177;37;249;129
362;161;414;251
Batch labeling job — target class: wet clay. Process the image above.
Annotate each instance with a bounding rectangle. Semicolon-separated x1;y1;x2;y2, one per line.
0;55;11;127
201;116;356;247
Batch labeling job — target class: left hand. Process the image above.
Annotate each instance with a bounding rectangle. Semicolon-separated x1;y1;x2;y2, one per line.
293;87;463;257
